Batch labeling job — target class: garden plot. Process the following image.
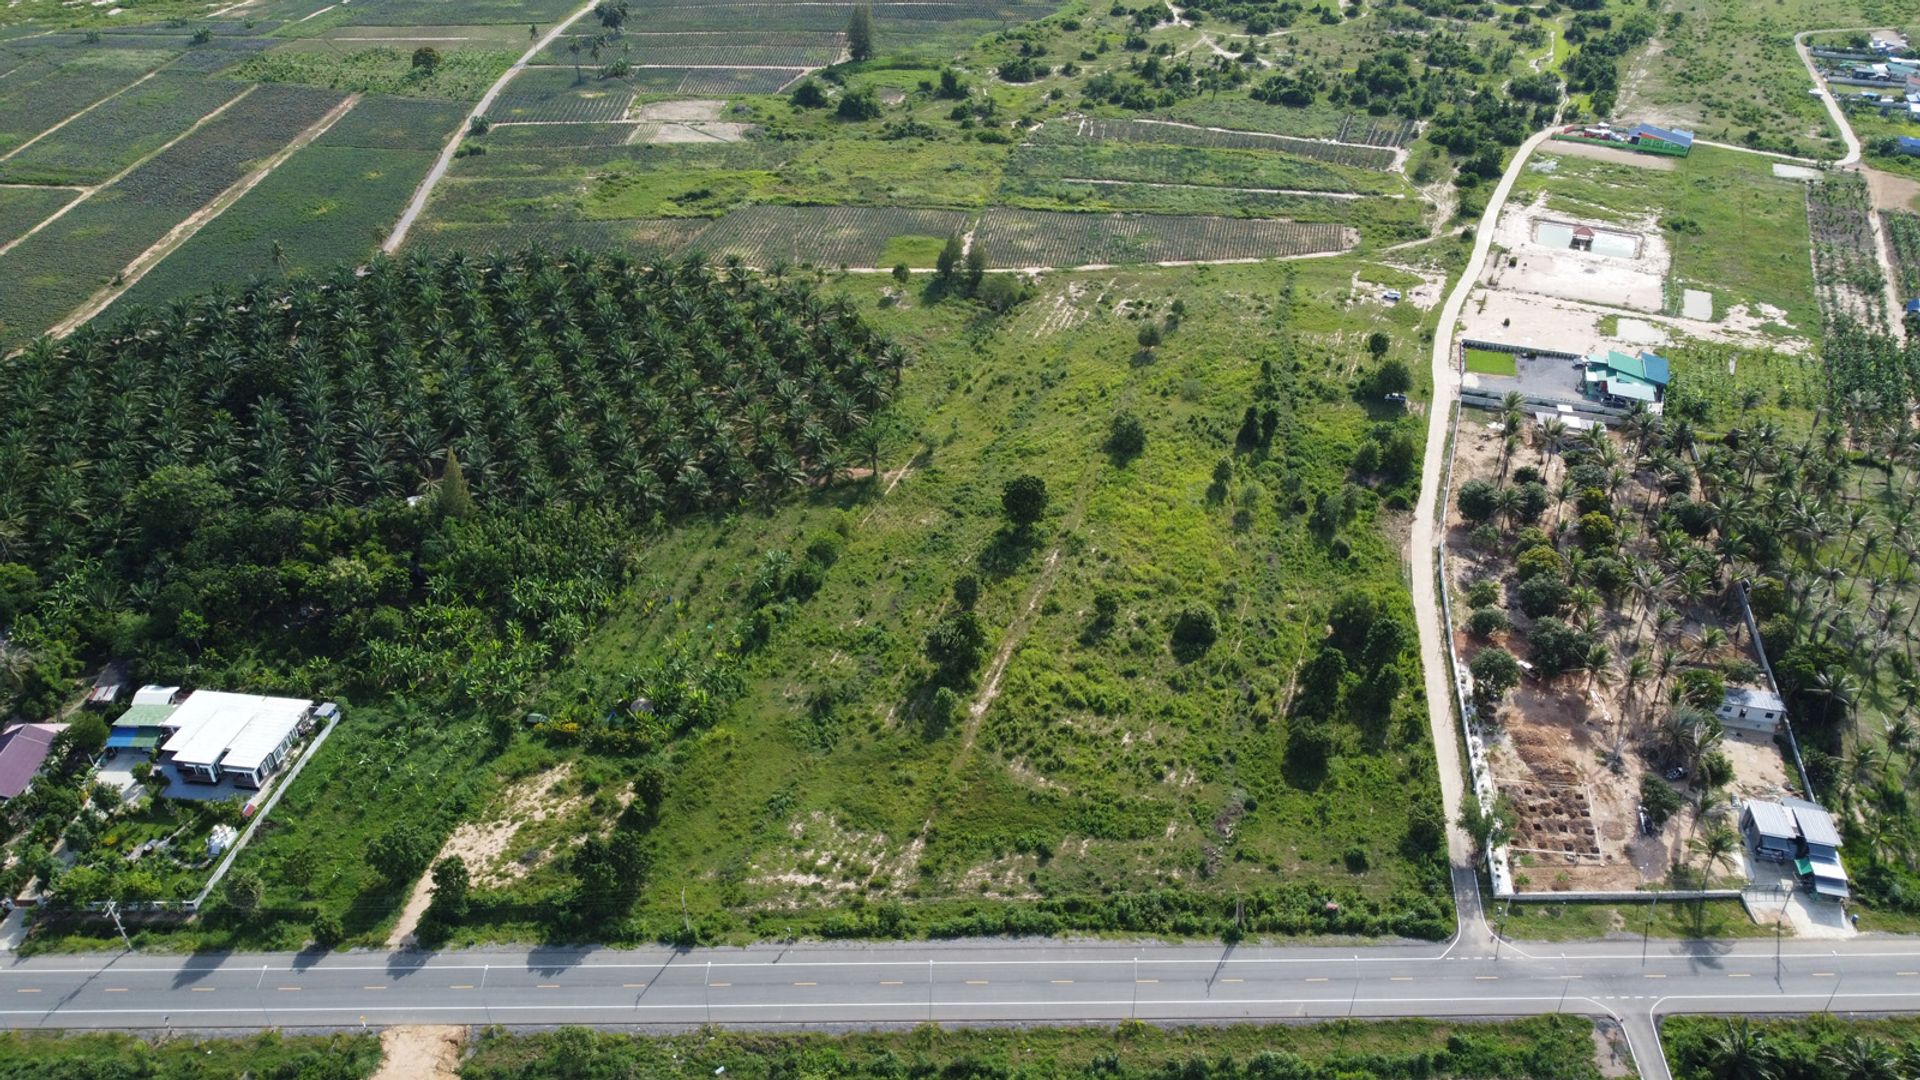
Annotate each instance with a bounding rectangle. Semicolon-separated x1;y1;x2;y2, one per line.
975;209;1354;268
1807;174;1888;330
1041;115;1400;172
1483;194;1669;313
1447;411;1795;893
685;204;967;267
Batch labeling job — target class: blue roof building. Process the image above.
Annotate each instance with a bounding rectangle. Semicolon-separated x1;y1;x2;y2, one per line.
1625;122;1695;156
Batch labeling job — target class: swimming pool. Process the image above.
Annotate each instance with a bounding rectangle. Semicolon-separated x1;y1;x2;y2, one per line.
1533;220;1638;258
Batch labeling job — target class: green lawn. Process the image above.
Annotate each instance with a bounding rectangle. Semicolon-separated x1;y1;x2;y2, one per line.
0;1031;379;1078
1464;347;1518;376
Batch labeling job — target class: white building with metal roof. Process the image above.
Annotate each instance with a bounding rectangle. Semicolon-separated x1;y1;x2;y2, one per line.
158;691;313;789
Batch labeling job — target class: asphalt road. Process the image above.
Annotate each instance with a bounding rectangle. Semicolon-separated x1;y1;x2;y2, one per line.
5;936;1920;1077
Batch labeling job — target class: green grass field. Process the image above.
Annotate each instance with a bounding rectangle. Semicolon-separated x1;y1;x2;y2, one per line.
0;1031;379;1078
1463;347;1518;376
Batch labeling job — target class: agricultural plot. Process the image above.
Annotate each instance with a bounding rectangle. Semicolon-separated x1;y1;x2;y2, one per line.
0;74;244;187
1006;142;1393;196
1045;117;1399;172
1887;210;1920;298
675;67;806;95
685;204;968;267
494;68;637;122
332;0;584;25
0;49;181;153
1333;114;1419;149
481;122;650;149
0;186;78;248
0;83;347;348
1806;174;1887;330
110;100;465;311
405;217;711;257
974;208;1354;267
994;176;1427;243
537;35;844;69
233;46;518;100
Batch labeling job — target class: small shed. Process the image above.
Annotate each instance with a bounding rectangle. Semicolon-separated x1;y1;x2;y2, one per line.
1625;122;1695;156
1717;686;1786;733
1741;800;1798;861
1570;225;1596;251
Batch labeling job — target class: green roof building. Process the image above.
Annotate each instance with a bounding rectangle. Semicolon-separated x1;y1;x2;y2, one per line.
1583;349;1669;406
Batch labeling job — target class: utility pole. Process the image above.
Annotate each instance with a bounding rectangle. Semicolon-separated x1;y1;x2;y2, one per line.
104;901;132;952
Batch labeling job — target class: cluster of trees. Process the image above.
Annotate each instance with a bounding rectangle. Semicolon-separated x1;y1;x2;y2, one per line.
0;248;901;717
1667;1016;1920;1080
1560;6;1656;118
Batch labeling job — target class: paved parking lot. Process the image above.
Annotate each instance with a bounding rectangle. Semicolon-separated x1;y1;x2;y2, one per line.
1461;349;1589;407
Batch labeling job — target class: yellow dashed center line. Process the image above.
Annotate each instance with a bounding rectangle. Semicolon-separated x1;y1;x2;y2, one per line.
1051;979;1073;985
1474;976;1498;981
363;986;386;991
450;984;474;990
1813;972;1837;978
277;986;300;992
103;988;127;993
1900;972;1920;977
965;980;989;985
793;981;816;987
191;987;215;993
538;984;560;989
1728;973;1751;978
709;982;731;988
624;983;648;988
1390;976;1414;982
1136;979;1158;985
1221;977;1243;984
15;989;38;994
1644;974;1666;979
879;980;903;986
1305;977;1329;982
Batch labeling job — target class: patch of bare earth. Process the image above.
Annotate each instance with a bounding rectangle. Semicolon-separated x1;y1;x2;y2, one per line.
1536;140;1676;171
387;763;597;945
373;1026;463;1080
1864;166;1920;213
633;98;726;121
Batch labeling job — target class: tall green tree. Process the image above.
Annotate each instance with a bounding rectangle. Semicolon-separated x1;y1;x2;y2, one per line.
846;2;874;60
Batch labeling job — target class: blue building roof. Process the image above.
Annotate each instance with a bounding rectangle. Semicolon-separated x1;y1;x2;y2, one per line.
1627;122;1695;149
1907;298;1920;314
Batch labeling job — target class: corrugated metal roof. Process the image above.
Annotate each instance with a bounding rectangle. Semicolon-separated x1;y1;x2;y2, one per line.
1745;800;1798;839
1723;686;1786;711
131;685;179;707
1792;804;1844;848
113;703;177;728
160;691;310;773
1628;122;1695;148
0;723;66;799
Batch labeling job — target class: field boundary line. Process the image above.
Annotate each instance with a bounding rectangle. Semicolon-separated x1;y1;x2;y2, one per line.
382;0;605;254
1112;116;1409;160
46;93;363;339
0;85;256;261
523;63;811;71
0;69;161;166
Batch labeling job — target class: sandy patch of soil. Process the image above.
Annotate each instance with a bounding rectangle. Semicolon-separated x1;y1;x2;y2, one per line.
647;122;750;144
1483;194;1669;312
1864;166;1920;213
1773;162;1823;182
633;98;727;121
1027;277;1111;336
373;1026;463;1080
748;810;920;902
387;763;596;945
1458;289;1809;359
1537;140;1678;171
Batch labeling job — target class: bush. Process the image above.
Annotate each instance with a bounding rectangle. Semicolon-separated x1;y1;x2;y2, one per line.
1674;667;1725;709
1107;412;1146;459
1516;574;1568;618
1457;478;1498;522
1527;617;1591;676
791;79;829;108
1467;606;1510;638
925;610;988;684
1470;647;1522;706
1001;474;1048;528
836;89;882;121
1515;544;1564;583
975;273;1027;313
1464;579;1500;608
1641;773;1683;827
1169;606;1219;660
311;911;345;948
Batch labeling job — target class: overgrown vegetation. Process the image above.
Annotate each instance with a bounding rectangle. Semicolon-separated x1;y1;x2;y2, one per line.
461;1016;1604;1080
1665;1014;1920;1080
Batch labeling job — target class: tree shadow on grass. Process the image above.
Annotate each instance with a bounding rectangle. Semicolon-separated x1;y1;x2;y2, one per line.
977;524;1039;578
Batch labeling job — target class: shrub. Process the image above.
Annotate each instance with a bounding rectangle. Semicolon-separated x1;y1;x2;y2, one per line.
1641;773;1683;826
1467;606;1510;638
836;89;882;121
1515;544;1564;583
1457;478;1498;522
1169;605;1219;659
1527;617;1591;676
1674;667;1725;709
1464;579;1500;608
1470;647;1523;706
1107;412;1146;459
925;611;989;684
1001;475;1049;528
791;79;829;108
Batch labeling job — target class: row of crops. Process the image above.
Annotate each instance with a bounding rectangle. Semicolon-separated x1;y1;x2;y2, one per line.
972;208;1354;267
1805;174;1886;330
0;83;348;349
0;74;246;187
1333;114;1419;149
1042;116;1399;172
495;67;800;123
534;34;845;69
404;205;1356;269
1004;141;1394;196
1887;210;1920;298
